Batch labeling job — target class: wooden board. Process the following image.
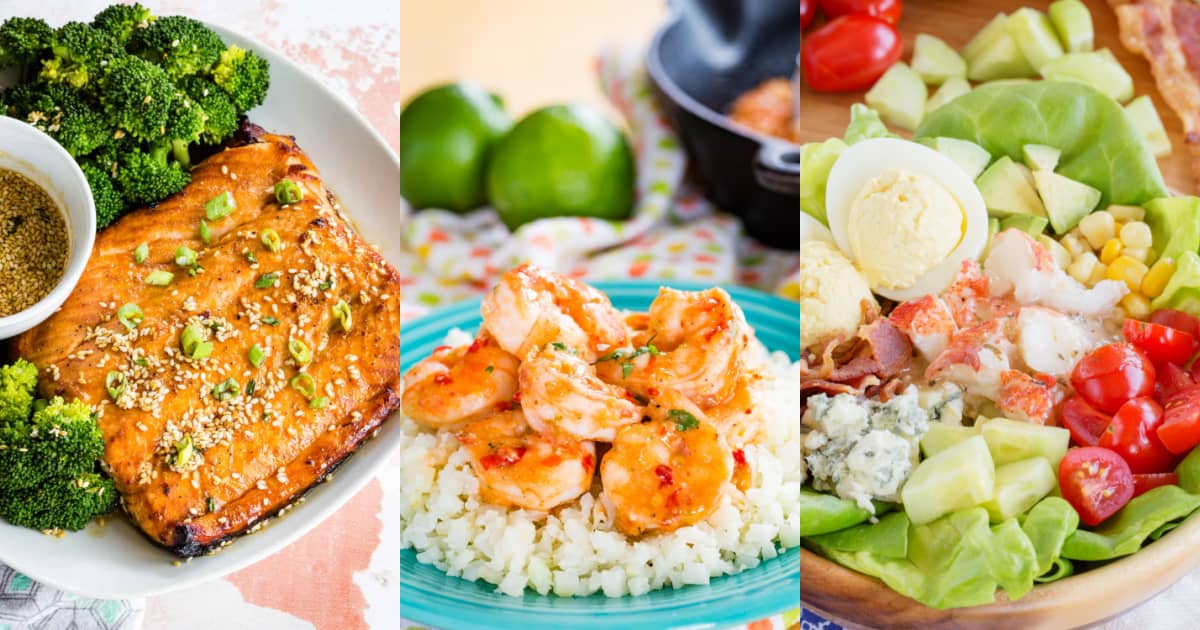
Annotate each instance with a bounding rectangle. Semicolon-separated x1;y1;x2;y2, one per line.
797;0;1194;195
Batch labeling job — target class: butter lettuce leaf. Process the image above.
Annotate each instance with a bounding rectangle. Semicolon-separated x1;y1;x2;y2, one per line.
807;510;909;558
799;138;846;226
1061;485;1200;561
1020;497;1079;577
915;81;1168;206
844;104;898;145
800;486;889;536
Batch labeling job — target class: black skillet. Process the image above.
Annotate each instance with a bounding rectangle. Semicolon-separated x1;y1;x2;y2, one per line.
647;0;800;250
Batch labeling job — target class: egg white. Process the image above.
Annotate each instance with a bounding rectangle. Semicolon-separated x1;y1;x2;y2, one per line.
824;137;988;302
801;211;834;244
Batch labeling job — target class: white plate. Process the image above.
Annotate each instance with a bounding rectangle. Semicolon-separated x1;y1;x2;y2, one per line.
0;22;401;600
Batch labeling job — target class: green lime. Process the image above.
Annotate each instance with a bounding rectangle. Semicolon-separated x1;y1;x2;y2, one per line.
400;82;512;211
487;104;635;230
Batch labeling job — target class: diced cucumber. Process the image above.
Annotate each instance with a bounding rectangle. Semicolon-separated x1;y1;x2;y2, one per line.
901;435;996;526
920;423;980;458
912;34;968;85
1033;170;1102;234
1125;95;1172;158
982;457;1058;522
964;14;1012;62
980;417;1070;467
1000;214;1049;236
976;156;1047;217
1049;0;1094;52
1015;161;1036;188
1040;50;1134;103
926;77;972;114
865;62;927;131
926;136;991;179
965;14;1037;81
1006;8;1065;69
1023;144;1062;172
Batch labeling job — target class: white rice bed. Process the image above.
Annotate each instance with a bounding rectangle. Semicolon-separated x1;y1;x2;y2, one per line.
399;332;802;598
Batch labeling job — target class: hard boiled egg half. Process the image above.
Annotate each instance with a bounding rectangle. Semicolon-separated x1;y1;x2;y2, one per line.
825;137;988;302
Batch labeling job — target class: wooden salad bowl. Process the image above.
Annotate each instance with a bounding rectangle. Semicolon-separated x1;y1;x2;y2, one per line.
800;0;1200;626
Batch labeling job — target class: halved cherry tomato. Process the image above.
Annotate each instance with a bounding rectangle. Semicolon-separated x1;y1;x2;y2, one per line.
1158;385;1200;454
1058;447;1135;526
819;0;903;24
1124;319;1197;366
1150;309;1200;339
1133;472;1179;497
1060;396;1111;447
1098;397;1176;473
801;14;902;92
1157;362;1195;404
801;0;818;30
1070;343;1156;414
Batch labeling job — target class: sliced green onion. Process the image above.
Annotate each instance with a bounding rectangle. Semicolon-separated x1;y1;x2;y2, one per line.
206;191;236;220
248;344;265;367
246;378;256;396
244;249;258;264
288;339;312;364
255;271;278;289
188;265;204;277
175;246;197;267
260;228;282;252
174;434;194;468
211;377;240;401
117;303;144;330
317;280;333;291
290;373;316;398
199;219;211;245
133;242;148;264
145;270;174;286
332;300;351;332
274;178;303;205
180;323;212;360
261;316;280;326
206;497;216;513
309;396;328;410
105;370;126;401
134;357;150;368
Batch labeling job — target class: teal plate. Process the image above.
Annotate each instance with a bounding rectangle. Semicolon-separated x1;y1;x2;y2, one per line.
400;280;800;630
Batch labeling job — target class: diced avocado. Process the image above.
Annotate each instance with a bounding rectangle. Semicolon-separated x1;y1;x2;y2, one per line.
928;136;992;179
911;34;968;85
965;14;1037;81
980;417;1070;467
901;435;996;526
1040;50;1134;103
976;156;1047;217
1143;196;1200;265
1006;8;1065;70
920;423;980;458
865;62;927;131
1125;95;1172;158
1023;144;1062;172
926;77;972;114
1049;0;1094;52
1153;251;1200;314
1015;161;1036;188
799;138;847;225
1033;170;1102;234
1000;214;1050;236
983;457;1058;523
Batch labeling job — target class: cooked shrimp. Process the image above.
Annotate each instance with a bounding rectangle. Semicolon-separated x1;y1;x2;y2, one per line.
601;389;733;536
456;409;596;512
401;333;519;429
480;263;629;361
519;343;642;441
598;287;749;408
704;370;768;449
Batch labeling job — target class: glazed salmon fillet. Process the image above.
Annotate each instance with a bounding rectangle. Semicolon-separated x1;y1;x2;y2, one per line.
14;130;400;556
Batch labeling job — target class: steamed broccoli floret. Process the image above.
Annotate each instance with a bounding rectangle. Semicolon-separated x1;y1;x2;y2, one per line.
0;472;116;531
0;17;52;71
164;91;205;168
116;142;190;205
0;397;102;493
91;2;155;46
179;76;238;144
134;15;223;79
0;359;36;425
80;161;124;227
39;21;120;91
99;53;174;141
211;45;269;113
2;82;112;157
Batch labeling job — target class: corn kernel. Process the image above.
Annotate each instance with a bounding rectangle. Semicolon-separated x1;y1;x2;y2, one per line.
1061;233;1091;258
1038;235;1071;269
1109;205;1146;222
1142;257;1176;299
1119;221;1153;249
1107;255;1150;292
1123;247;1150;263
1122;293;1152;320
1079;211;1117;249
1068;252;1099;284
1099;238;1123;264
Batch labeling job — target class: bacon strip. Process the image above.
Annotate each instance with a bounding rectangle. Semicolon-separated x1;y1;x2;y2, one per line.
801;318;913;403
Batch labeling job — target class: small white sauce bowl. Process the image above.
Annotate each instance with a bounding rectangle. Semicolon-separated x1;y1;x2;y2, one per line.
0;116;96;339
